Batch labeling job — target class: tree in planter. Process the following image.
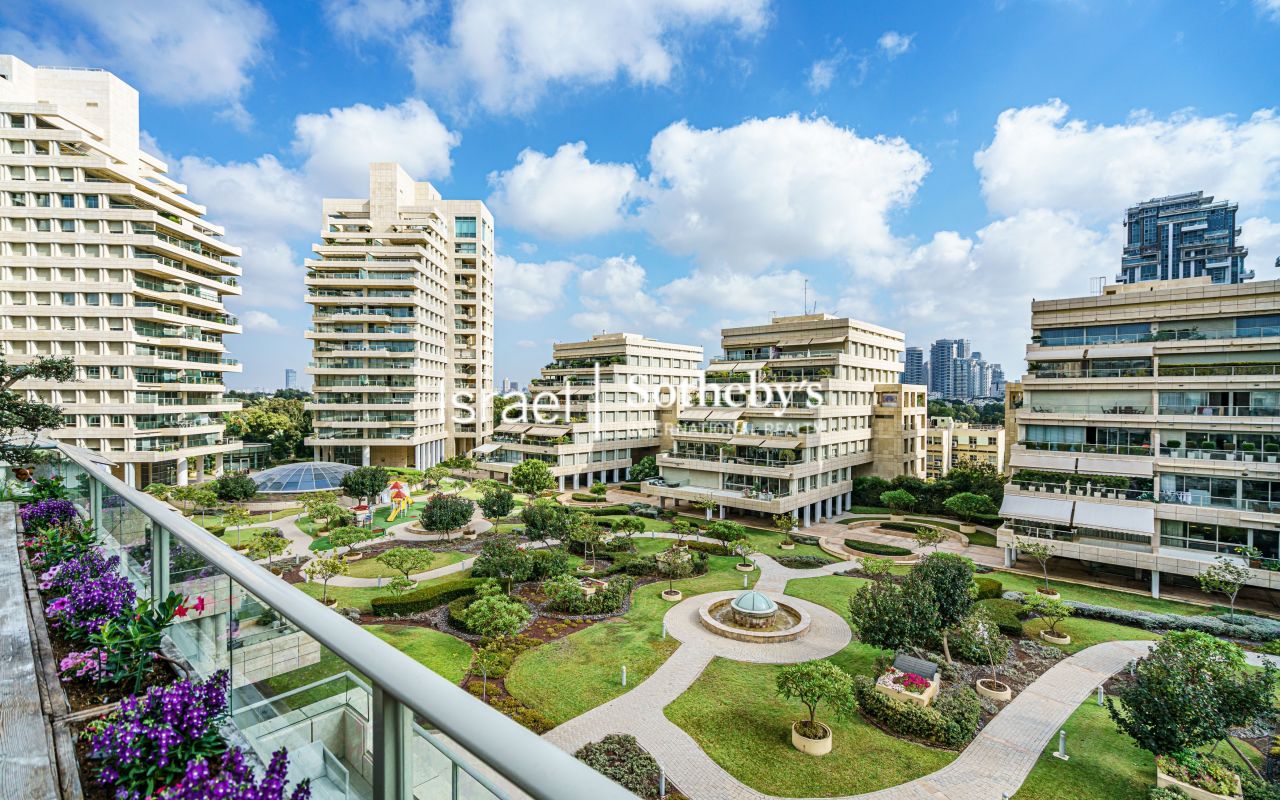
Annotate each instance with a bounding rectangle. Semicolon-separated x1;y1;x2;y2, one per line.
912;552;975;663
477;485;516;525
879;489;916;515
465;581;530;639
1015;537;1057;594
212;472;258;503
589;481;608;498
656;545;693;592
511;459;555;496
222;505;252;547
327;525;374;557
1107;631;1278;768
628;455;658;482
341;465;390;506
1022;592;1072;639
704;519;747;554
303;555;348;603
847;577;937;651
692;495;718;521
1198;553;1253;623
472;535;531;592
913;525;947;553
376;547;434;585
942;492;998;525
247;530;289;567
423;465;452;493
773;513;796;534
418;493;476;540
733;541;754;567
775;660;857;741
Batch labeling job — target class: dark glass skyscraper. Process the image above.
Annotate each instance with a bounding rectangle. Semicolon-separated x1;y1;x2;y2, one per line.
1118;191;1251;285
904;346;926;386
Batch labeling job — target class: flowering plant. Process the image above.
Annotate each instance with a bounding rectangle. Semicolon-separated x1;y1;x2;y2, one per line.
86;670;230;798
157;748;311;800
92;592;200;691
25;517;97;569
20;498;78;531
896;672;931;694
59;648;108;680
43;550;138;642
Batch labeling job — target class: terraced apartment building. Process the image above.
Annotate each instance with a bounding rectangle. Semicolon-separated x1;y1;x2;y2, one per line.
478;333;703;489
651;314;926;527
999;276;1280;596
305;163;494;468
925;417;1006;479
0;56;243;486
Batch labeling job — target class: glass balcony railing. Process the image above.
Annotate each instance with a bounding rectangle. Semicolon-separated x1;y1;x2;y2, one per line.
1018;441;1152;456
1035;325;1280;347
22;443;630;800
1157;404;1280;417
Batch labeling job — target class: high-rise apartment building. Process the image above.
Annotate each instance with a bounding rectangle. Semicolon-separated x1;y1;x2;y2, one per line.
283;368;297;391
1118;192;1251;286
904;346;926;386
0;56;243;486
478;333;702;488
999;276;1280;597
305;163;494;468
651;314;925;527
929;338;966;398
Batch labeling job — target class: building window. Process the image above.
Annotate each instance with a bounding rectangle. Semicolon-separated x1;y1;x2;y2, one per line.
59;194;75;208
455;217;477;238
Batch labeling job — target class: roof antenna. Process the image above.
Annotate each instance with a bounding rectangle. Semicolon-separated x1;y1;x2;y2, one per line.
803;279;809;315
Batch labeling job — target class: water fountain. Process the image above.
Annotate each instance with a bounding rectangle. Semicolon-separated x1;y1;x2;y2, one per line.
698;589;811;643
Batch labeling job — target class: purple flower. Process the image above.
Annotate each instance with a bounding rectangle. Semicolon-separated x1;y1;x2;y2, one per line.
42;549;137;641
20;498;78;530
157;749;311;800
60;648;108;679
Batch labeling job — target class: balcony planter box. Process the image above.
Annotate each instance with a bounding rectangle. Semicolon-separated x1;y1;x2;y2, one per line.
1155;769;1242;800
1040;629;1071;645
975;678;1011;701
661;589;683;602
791;721;833;756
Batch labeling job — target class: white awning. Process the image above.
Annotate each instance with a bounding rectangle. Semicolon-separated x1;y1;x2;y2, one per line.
999;494;1074;525
679;409;713;421
706;409;744;421
710;360;765;373
1085;343;1154;359
760;437;802;449
496;423;532;434
1076;456;1153;478
728;436;767;447
1009;451;1078;472
1034;346;1085;361
526;425;570;437
1072;500;1155;535
472;442;501;455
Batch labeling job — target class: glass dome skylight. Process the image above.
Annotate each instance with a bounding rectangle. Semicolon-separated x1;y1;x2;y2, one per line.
251;461;356;494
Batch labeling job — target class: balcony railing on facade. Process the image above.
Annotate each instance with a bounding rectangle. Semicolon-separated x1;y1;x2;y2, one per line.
1032;325;1280;347
1156;403;1280;418
664;449;804;469
23;443;632;800
1156;491;1280;514
1018;441;1152;457
1029;364;1280;380
1009;479;1155;502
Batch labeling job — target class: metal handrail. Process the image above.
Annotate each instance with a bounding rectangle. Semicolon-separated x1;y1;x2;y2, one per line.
51;443;634;800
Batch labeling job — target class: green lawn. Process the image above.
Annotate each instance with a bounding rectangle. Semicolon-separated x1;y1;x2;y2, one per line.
217;525;277;548
1022;617;1160;655
505;555;757;724
295;569;473;611
341;549;470;579
785;574;868;622
664;656;955;796
993;571;1224;616
196;506;302;534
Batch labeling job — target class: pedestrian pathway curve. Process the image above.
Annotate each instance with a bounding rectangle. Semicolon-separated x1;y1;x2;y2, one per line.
545;554;1154;800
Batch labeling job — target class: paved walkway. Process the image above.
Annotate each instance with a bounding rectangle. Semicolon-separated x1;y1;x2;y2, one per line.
545;554;1155;800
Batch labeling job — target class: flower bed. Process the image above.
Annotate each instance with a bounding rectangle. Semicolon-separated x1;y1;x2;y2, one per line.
873;667;939;707
853;675;980;749
1001;591;1280;641
1155;753;1243;800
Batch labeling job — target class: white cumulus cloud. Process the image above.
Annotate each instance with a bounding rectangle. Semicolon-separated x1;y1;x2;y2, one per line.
242;310;284;332
495;256;577;320
877;31;913;58
488;143;638;239
324;0;432;40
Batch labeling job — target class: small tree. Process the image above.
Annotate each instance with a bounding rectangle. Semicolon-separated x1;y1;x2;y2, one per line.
511;459;555;496
669;519;696;546
913;525;947;553
212;472;258;502
444;455;476;475
478;485;516;524
628;455;658;481
704;520;747;554
1016;537;1056;593
520;499;572;545
300;491;339;516
465;584;530;639
656;546;693;592
1198;553;1252;622
171;484;201;515
222;505;252;546
879;489;916;515
472;535;531;592
692;496;717;521
418;493;475;540
611;516;645;547
775;660;857;740
376;547;435;583
303;556;348;603
247;530;289;566
310;501;353;532
970;613;1002;685
569;515;605;567
423;465;451;492
860;555;895;581
385;576;415;597
911;552;974;663
848;578;935;652
943;491;997;523
1108;631;1279;760
190;489;221;524
327;525;373;556
341;465;390;506
1023;592;1072;637
772;514;795;535
589;481;608;498
144;483;174;503
474;646;503;702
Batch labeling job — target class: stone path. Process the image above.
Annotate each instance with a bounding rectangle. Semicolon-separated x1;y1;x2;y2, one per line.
545;554;1155;800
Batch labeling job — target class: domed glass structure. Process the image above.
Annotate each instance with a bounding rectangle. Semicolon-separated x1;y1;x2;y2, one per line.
252;462;356;494
731;590;778;615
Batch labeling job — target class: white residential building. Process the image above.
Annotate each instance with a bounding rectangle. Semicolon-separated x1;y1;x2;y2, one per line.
0;56;243;486
305;163;494;468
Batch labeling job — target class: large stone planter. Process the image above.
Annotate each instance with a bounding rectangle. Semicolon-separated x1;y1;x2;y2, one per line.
791;721;832;756
1040;629;1071;646
1156;769;1242;800
976;678;1011;701
889;514;905;522
576;565;596;575
874;677;940;707
661;589;682;603
959;523;976;534
780;541;796;550
735;562;755;572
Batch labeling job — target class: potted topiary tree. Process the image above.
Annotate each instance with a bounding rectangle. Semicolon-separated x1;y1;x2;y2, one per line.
776;660;856;756
1024;592;1073;645
942;491;996;535
1241;442;1257;462
1266;442;1280;464
1016;537;1060;599
774;514;797;548
970;615;1011;701
879;489;916;522
655;545;693;602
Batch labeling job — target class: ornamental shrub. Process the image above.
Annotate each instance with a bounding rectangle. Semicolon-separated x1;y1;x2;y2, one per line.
853;675;980;748
976;598;1025;637
575;734;663;798
776;555;835;569
87;670;231;798
158;748;311;800
369;578;483;616
844;538;913;557
572;492;606;503
1002;592;1280;642
974;577;1003;600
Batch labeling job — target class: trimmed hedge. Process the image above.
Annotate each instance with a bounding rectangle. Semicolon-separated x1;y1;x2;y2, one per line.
685;540;734;556
447;594;477;631
844;538;913;557
775;555;836;569
1002;591;1280;642
575;734;664;799
879;521;925;534
789;534;820;546
571;493;607;503
618;483;642;493
370;577;483;616
582;505;635;516
976;598;1024;637
853;676;981;748
974;577;1003;600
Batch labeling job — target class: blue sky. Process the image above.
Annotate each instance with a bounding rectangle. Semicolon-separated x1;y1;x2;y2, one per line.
3;0;1280;389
